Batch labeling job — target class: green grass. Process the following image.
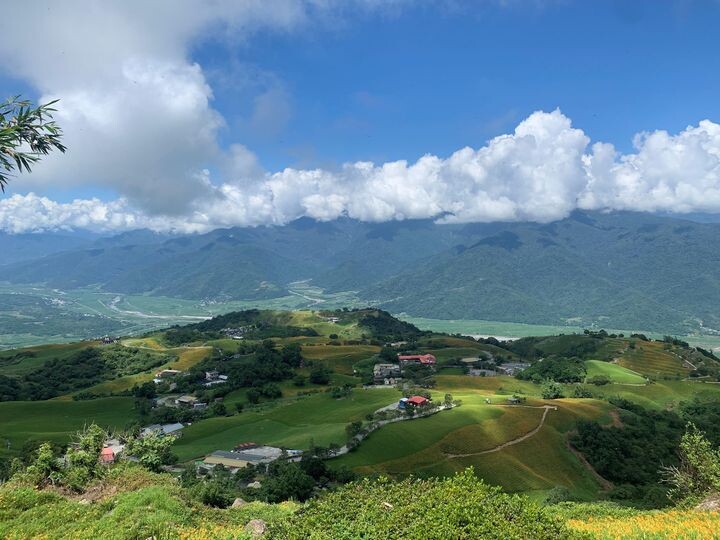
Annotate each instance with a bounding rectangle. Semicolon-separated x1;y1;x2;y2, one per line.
591;379;720;410
78;346;211;395
0;397;138;458
333;378;611;498
300;344;380;374
0;464;297;540
618;341;690;377
0;341;96;377
584;360;647;384
172;388;399;461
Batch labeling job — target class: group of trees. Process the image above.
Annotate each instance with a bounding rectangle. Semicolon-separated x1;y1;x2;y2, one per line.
10;424;176;492
0;346;174;402
517;356;586;384
571;398;720;505
181;455;356;508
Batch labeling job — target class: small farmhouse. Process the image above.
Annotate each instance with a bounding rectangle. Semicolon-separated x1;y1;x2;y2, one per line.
397;354;436;366
141;423;184;438
154;369;183;383
201;445;290;471
373;363;402;384
175;395;198;407
204;371;229;387
398;395;430;409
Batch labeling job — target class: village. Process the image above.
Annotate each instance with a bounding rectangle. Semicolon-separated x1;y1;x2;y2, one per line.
94;348;471;476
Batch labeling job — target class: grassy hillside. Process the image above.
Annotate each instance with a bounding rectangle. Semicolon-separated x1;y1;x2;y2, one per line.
3;463;719;539
3;309;720;512
584;360;647;385
173;388;399;461
0;341;96;377
0;397;137;459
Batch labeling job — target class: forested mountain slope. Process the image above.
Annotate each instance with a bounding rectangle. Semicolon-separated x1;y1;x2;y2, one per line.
4;212;720;333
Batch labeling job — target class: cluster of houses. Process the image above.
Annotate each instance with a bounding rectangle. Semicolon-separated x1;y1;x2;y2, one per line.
100;336;119;345
199;442;302;473
151;369;228;408
222;326;252;339
372;353;437;385
90;424;186;466
204;370;228;387
153;369;183;385
462;356;530;377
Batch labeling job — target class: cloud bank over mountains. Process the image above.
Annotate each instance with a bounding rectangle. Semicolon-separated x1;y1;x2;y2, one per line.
0;1;719;233
2;109;720;233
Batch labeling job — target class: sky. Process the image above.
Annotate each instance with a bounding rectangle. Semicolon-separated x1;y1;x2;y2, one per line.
1;0;720;233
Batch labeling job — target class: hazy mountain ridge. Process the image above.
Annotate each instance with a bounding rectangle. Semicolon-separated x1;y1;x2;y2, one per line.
3;211;720;333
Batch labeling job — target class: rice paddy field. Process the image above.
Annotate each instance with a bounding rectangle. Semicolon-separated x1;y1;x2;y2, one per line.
300;344;380;374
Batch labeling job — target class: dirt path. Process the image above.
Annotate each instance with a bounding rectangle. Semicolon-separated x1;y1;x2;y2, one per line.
565;431;613;492
608;409;623;428
445;405;556;459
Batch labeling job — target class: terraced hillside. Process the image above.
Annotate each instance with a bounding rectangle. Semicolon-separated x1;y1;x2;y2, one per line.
3;309;720;505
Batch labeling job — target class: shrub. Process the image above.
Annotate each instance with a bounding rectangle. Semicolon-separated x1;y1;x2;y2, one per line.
268;469;576;539
662;423;720;504
541;381;565;399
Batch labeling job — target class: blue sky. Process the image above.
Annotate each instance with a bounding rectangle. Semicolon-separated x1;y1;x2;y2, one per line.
198;1;720;170
0;1;720;233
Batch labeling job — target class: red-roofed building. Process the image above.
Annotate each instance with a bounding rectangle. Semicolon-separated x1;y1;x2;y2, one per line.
397;354;436;365
406;395;429;407
99;447;115;464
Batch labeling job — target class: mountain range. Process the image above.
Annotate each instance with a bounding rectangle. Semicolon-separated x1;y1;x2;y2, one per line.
3;211;720;334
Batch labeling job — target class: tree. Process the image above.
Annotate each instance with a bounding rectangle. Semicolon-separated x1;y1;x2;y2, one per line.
124;432;176;472
260;461;315;503
64;424;107;490
345;421;363;440
444;393;453;407
211;401;228;416
309;365;331;385
663;423;720;503
24;442;60;487
541;380;564;399
0;96;66;191
281;343;303;367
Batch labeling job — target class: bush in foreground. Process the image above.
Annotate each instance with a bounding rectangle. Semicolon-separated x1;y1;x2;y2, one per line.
268;469;577;539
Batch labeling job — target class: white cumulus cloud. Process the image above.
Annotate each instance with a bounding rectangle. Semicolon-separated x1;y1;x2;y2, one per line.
1;2;720;233
3;110;720;233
